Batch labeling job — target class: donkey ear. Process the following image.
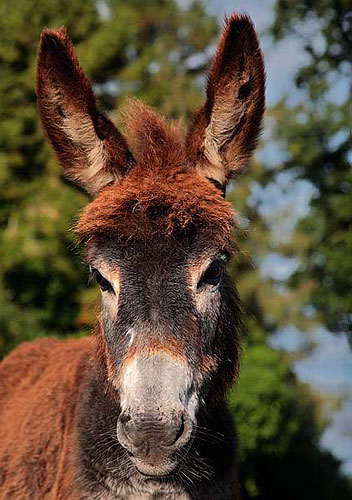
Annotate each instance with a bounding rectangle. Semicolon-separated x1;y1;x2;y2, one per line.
186;14;265;186
37;28;134;195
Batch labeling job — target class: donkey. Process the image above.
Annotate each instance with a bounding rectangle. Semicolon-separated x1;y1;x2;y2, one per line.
0;14;265;500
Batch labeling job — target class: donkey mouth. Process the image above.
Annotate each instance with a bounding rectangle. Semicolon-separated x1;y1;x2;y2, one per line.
117;405;195;478
129;432;195;479
132;456;178;477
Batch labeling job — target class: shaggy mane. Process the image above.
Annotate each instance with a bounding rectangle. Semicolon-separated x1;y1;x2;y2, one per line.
74;100;236;248
75;166;235;247
123;99;186;169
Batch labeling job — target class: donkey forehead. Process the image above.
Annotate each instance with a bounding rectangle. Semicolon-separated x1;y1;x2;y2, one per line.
87;236;226;271
75;167;235;248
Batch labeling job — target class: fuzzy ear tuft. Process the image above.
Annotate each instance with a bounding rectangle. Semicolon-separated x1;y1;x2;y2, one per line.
37;28;134;195
123;99;185;170
186;14;265;185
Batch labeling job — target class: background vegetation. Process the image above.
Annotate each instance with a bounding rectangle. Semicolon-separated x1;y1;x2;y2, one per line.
0;0;351;498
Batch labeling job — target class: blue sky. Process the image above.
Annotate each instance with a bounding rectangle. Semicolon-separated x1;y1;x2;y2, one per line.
206;0;352;477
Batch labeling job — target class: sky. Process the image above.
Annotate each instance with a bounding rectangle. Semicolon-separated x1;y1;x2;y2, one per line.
207;0;352;477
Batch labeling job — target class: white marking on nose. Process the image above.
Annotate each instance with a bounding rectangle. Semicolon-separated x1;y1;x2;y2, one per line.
120;354;196;417
126;328;135;347
186;392;199;423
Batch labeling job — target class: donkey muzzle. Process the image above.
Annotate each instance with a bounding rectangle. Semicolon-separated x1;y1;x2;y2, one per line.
116;353;196;475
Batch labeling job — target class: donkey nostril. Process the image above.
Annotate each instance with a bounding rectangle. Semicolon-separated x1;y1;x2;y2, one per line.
119;413;131;426
170;413;185;446
117;414;136;453
117;411;192;456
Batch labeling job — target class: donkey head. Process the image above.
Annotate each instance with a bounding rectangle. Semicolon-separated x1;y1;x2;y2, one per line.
37;15;265;477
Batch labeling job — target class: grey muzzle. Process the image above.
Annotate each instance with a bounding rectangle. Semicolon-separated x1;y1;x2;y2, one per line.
116;353;197;475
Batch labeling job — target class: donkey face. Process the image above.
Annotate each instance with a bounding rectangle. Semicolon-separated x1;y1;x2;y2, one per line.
37;15;265;477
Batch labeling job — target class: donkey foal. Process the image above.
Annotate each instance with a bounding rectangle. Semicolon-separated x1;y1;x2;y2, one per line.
0;13;265;500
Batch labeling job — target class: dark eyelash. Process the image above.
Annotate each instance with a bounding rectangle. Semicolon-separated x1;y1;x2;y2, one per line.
198;260;225;288
88;267;114;293
88;266;96;285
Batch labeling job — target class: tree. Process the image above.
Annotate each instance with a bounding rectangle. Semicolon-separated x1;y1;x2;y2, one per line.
0;0;217;355
228;327;352;499
226;173;352;498
1;1;351;497
269;0;352;341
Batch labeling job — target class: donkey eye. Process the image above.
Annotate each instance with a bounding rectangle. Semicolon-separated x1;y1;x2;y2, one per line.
198;260;224;289
90;268;114;293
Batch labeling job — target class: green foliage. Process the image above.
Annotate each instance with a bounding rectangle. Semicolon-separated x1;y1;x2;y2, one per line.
269;0;352;340
227;170;351;496
230;329;302;460
230;327;352;499
0;0;217;356
0;0;351;497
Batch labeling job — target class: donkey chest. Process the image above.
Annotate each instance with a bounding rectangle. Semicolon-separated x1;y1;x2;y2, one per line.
91;482;191;500
91;484;232;500
97;493;190;500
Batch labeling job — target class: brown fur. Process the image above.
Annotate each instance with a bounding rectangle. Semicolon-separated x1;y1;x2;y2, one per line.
37;27;134;194
0;13;265;500
75;157;236;247
0;338;92;499
74;98;236;247
123;98;186;169
186;14;265;183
